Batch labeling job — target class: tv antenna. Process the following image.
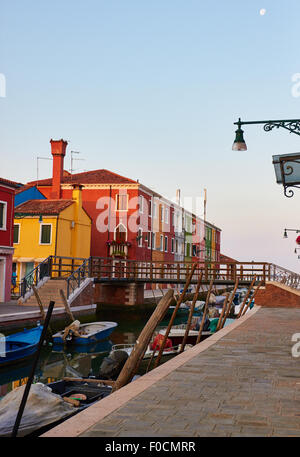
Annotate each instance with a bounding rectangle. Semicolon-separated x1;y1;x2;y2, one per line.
70;151;85;177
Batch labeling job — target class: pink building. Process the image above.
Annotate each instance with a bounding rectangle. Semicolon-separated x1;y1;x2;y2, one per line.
0;178;20;302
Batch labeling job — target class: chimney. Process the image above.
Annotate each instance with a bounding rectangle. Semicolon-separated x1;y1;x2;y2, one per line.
50;139;68;199
72;183;83;210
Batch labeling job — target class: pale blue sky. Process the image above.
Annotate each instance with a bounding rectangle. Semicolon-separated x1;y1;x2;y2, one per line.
1;1;300;271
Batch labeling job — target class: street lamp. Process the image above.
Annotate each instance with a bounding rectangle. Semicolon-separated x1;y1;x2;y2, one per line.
283;228;300;239
232;117;300;197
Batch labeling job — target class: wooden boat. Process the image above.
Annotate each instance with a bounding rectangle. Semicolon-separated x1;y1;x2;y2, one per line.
0;379;112;437
109;341;190;360
158;317;236;346
0;326;43;368
159;324;212;345
52;322;118;345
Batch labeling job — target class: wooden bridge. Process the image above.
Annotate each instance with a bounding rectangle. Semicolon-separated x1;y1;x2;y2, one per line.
19;255;300;307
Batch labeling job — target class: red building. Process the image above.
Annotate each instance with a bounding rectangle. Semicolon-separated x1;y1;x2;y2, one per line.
27;140;154;262
0;178;20;302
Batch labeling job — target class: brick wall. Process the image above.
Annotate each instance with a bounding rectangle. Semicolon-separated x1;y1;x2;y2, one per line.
255;282;300;308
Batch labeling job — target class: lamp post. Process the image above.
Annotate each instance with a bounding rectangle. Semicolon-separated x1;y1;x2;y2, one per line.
232;118;300;197
283;228;300;239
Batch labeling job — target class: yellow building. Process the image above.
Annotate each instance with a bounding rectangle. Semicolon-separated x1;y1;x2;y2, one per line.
13;185;91;286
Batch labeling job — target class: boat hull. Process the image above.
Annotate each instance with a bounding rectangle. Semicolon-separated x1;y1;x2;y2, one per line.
0;326;43;368
52;322;118;345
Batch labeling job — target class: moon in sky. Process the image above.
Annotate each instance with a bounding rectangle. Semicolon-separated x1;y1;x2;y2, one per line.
260;8;266;15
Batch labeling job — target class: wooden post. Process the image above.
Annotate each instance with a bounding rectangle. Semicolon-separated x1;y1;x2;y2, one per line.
219;278;239;329
154;263;197;368
32;285;46;322
216;292;229;332
241;280;263;316
60;289;75;323
237;275;257;318
179;272;203;353
195;278;214;345
112;289;174;392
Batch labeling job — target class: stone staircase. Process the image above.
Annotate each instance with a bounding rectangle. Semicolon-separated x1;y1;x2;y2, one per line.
20;279;68;308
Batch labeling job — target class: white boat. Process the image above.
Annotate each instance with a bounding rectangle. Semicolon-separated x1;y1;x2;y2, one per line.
110;341;191;360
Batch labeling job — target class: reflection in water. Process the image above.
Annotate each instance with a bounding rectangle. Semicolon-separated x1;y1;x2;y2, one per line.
0;308;187;399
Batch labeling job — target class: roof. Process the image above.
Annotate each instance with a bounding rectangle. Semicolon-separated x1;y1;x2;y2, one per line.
27;169;138;186
220;253;238;263
15;199;74;215
0;177;24;189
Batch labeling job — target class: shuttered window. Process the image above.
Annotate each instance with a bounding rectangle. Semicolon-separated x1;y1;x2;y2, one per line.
40;224;52;244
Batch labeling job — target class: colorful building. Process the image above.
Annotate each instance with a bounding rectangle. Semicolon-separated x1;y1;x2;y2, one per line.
0;178;20;302
13;185;91;286
22;139;221;273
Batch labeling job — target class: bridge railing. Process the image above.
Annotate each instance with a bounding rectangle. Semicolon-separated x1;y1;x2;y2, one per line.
268;263;300;290
90;257;269;284
20;255;88;298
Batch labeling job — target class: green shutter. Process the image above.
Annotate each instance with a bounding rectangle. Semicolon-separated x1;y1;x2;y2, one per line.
41;224;51;244
13;225;19;243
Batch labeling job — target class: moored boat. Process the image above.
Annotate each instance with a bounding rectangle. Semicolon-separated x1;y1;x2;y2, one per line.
0;325;43;368
52;321;118;345
0;379;112;437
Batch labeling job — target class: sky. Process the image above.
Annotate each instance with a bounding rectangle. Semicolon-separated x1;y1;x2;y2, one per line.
1;0;300;272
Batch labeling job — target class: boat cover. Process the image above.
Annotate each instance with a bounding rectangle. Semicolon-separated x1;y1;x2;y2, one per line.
0;383;75;437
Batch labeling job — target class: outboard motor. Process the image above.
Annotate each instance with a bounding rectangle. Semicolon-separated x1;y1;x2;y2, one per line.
98;350;129;380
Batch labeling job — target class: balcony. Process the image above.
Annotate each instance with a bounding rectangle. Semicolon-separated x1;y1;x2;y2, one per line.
106;240;131;259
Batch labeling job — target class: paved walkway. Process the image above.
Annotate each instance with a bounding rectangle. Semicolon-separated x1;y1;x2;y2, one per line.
44;307;300;437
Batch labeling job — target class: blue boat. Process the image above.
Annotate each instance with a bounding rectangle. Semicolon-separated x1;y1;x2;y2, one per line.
52;322;118;345
0;326;43;368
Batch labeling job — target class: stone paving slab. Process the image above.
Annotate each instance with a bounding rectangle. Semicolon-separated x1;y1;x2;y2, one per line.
44;307;300;437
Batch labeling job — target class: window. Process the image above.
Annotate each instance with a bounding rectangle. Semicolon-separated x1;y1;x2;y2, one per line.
171;238;174;253
164;236;168;252
40;224;52;244
139;195;143;213
192;244;197;256
160;206;164;223
148;199;152;217
0;201;7;230
138;228;143;247
171;211;174;227
152;232;156;250
175;239;178;254
115;223;127;243
160;235;164;251
148;231;151;248
153;202;157;218
13;224;20;244
165;207;169;224
185;242;190;257
116;194;128;211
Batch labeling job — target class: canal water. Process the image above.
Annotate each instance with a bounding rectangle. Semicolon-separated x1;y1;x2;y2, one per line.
0;307;188;399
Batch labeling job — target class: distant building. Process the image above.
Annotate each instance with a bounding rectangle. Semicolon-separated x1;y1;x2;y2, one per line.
14;185;46;207
0;177;20;302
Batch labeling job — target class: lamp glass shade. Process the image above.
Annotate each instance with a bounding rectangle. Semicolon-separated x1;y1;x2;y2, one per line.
283;229;288;238
232;127;247;151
